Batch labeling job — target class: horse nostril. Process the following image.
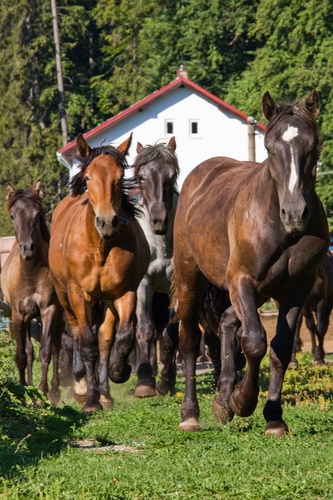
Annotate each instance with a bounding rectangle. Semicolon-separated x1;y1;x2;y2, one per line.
112;216;119;228
95;216;104;229
302;205;310;221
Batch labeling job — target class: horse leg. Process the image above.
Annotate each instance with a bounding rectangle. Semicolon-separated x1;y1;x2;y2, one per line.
156;320;179;396
49;312;64;404
58;326;74;389
289;312;303;369
98;305;117;408
212;306;240;425
228;278;267;418
135;280;157;397
65;296;102;412
109;291;137;384
12;314;28;386
39;304;61;404
26;323;34;386
313;298;331;365
263;303;304;437
176;269;206;432
204;329;221;388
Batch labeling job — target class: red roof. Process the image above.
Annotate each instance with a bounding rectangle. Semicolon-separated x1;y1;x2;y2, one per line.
58;75;266;156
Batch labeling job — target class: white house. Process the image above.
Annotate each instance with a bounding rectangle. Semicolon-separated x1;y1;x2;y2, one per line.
57;68;267;189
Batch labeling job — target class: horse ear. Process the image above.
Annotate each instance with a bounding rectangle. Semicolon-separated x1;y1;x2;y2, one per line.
118;133;133;156
168;136;176;151
305;90;319;117
76;134;92;158
136;142;144;154
262;91;278;121
5;183;15;200
32;179;43;197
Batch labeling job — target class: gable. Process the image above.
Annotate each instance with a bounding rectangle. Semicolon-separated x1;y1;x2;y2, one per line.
57;76;267;188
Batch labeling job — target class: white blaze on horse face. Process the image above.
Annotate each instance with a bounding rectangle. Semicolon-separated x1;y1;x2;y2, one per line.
282;125;299;193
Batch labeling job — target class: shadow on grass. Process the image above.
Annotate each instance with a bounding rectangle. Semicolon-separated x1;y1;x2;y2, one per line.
0;380;85;478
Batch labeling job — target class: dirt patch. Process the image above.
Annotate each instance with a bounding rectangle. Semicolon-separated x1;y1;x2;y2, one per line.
261;312;333;355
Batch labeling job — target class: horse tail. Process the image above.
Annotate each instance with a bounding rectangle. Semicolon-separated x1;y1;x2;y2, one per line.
170;271;179;323
171;272;230;331
199;283;230;334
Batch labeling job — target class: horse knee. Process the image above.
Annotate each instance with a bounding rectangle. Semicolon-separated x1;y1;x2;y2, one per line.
242;329;267;360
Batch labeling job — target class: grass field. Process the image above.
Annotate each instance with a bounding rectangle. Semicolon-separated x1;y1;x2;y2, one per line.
1;329;333;499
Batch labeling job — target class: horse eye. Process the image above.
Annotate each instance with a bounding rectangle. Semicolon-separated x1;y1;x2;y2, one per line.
84;176;90;182
10;214;15;220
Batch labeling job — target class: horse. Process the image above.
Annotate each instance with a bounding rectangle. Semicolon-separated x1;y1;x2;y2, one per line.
49;134;150;412
1;181;63;403
171;90;329;437
131;137;179;398
290;251;333;367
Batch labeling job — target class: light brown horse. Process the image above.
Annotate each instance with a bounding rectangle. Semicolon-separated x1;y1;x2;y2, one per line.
49;134;150;412
172;90;329;436
1;181;63;403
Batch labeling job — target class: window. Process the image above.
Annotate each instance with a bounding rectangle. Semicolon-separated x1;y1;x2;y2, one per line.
190;120;199;137
165;120;174;135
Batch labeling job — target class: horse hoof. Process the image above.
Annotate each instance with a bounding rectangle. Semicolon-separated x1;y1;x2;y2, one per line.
178;418;201;432
212;397;234;425
99;395;114;409
109;363;131;383
48;389;61;405
230;389;258;417
313;359;325;366
74;393;86;406
264;420;289;438
134;385;157;398
64;387;74;401
83;403;103;413
32;398;46;409
156;382;176;396
288;361;298;369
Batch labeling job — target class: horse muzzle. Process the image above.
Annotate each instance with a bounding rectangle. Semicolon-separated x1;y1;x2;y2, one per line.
95;214;120;240
19;242;35;260
280;206;310;234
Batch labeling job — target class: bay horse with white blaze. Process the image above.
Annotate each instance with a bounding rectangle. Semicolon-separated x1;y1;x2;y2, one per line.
1;181;63;403
172;90;329;436
49;134;150;412
132;137;179;397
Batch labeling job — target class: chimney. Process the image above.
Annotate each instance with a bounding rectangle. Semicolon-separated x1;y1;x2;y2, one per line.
177;64;188;79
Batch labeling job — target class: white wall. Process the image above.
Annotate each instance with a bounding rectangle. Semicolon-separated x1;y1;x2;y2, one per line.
70;86;267;189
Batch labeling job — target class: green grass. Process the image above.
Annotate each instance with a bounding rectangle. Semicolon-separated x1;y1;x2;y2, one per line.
1;331;333;499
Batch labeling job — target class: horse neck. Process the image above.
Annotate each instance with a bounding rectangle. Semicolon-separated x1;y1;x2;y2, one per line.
140;192;177;259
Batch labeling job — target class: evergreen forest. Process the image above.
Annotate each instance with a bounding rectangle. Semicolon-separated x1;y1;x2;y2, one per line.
1;0;333;235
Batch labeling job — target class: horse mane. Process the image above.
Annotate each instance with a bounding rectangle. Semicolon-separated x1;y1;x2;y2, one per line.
69;145;141;219
265;101;322;156
6;187;50;242
133;141;180;181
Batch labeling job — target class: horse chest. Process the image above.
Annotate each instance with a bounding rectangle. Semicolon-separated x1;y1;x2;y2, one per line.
79;251;136;299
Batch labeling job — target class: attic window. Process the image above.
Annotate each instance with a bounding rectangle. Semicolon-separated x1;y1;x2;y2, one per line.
190;120;199;137
165;120;174;135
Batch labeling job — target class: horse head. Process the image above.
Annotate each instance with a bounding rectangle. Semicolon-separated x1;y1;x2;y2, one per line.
262;90;321;234
6;180;45;260
72;133;132;240
134;136;179;235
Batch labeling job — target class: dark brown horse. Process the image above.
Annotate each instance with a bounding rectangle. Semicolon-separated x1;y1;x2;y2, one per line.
171;90;329;436
290;251;333;367
132;137;179;397
1;181;63;403
49;134;150;412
